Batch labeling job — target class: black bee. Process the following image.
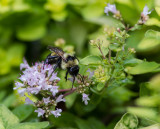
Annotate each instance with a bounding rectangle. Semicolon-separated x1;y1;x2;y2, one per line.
44;46;82;89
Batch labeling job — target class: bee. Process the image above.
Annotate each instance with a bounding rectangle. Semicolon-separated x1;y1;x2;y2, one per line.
44;46;82;89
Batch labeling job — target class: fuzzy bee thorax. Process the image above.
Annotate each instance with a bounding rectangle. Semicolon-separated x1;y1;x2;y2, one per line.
61;58;79;70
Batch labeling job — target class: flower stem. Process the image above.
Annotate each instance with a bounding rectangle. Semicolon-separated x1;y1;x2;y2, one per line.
62;88;76;98
97;43;106;59
108;49;111;64
59;88;76;92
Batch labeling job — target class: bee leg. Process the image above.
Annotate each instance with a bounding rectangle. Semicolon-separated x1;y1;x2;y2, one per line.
48;58;61;78
53;57;61;71
71;76;75;90
53;63;59;72
65;70;69;81
43;58;49;69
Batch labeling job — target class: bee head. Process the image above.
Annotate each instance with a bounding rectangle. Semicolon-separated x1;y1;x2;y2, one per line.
68;65;79;76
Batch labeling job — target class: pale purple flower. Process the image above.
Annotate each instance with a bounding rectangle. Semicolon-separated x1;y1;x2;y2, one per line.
51;108;62;118
87;69;94;79
104;3;117;15
50;86;59;96
82;93;90;105
43;97;50;105
142;5;152;16
14;82;24;90
56;95;66;103
20;58;30;70
27;86;41;94
18;88;26;96
41;84;52;91
35;108;45;117
49;73;60;81
139;5;152;24
25;97;34;105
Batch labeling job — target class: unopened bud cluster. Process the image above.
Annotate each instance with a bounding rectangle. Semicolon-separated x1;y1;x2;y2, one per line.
55;38;75;54
94;66;110;83
76;75;91;94
55;38;66;47
104;27;116;38
90;39;103;47
128;48;136;54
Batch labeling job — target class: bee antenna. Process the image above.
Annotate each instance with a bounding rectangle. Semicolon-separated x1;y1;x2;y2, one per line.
47;45;52;50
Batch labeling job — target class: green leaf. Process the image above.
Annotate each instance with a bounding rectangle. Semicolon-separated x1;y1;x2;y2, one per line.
81;3;104;19
116;3;139;25
16;24;46;41
0;91;6;102
130;24;142;31
49;112;76;128
124;58;143;67
126;62;160;75
137;30;160;52
84;16;120;26
145;18;160;27
67;0;88;6
126;30;144;50
7;122;49;129
114;31;122;38
145;30;160;40
138;38;160;52
0;123;5;129
97;82;105;91
127;107;157;120
0;73;18;88
75;118;91;129
7;44;26;66
114;112;138;129
80;55;102;65
69;19;87;54
65;93;77;108
12;105;34;122
139;83;150;97
148;74;160;91
136;95;160;107
138;117;157;128
155;7;160;16
139;124;160;129
87;117;107;129
0;104;19;128
2;94;17;107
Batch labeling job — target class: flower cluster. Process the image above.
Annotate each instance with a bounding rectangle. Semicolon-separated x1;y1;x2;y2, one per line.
68;73;91;105
14;58;64;118
14;59;60;96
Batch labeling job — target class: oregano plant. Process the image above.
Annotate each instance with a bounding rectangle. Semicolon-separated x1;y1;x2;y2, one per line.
8;2;160;129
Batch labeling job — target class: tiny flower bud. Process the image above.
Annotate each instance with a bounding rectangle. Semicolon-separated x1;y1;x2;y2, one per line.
117;28;121;33
128;48;136;54
55;38;66;47
86;83;90;86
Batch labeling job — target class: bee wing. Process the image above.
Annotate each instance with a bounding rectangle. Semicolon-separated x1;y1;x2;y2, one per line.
47;46;67;62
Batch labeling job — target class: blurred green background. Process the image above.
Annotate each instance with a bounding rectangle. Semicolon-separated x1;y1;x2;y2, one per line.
0;0;160;128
